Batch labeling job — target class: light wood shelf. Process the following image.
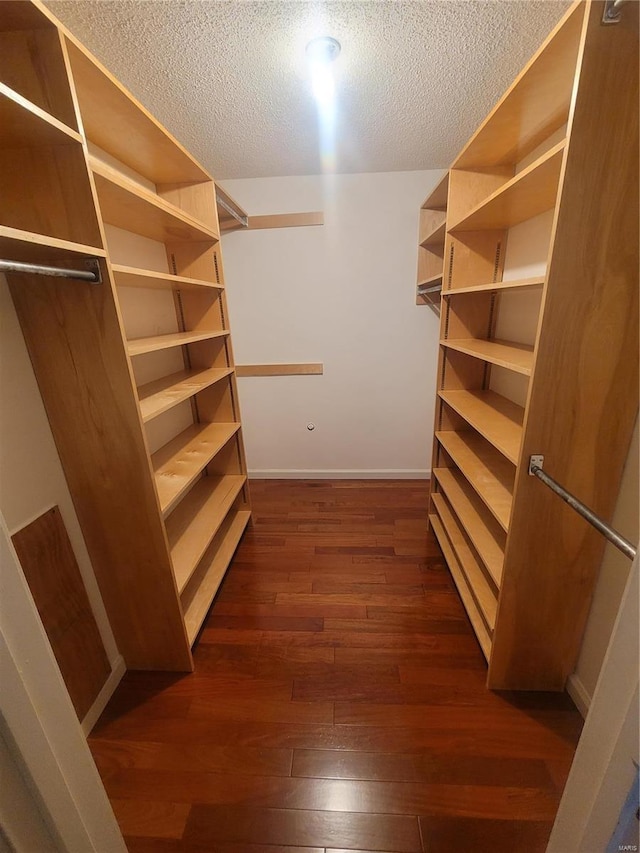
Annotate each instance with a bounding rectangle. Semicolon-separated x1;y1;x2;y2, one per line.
432;492;497;630
453;2;584;169
167;474;247;593
429;514;491;661
450;142;565;232
0;227;105;263
152;422;241;517
112;264;222;293
182;508;252;644
90;157;218;243
442;338;534;376
435;430;514;531
444;276;545;297
138;367;234;423
417;273;443;289
2;1;251;675
420;216;446;248
65;39;210;185
439;389;523;465
0;83;82;146
433;467;505;587
426;0;639;690
127;330;228;357
421;173;449;209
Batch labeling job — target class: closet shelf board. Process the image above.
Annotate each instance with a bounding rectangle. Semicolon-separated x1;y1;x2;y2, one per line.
432;492;498;630
433;467;505;587
443;276;545;296
442;338;534;375
112;264;222;292
439;389;524;465
0;84;82;146
429;514;492;661
152;421;241;517
138;367;235;423
167;474;247;593
127;330;229;357
65;39;210;184
90;157;218;243
182;509;252;644
450;142;565;232
435;430;514;531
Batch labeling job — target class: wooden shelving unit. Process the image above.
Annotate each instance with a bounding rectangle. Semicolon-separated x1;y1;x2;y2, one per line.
416;173;448;308
426;0;639;690
1;0;251;672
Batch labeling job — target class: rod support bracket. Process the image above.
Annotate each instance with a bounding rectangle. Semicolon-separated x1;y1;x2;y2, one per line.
602;0;623;24
529;454;544;475
85;258;102;284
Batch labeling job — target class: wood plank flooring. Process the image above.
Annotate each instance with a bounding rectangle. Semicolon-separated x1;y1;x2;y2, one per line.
89;480;583;852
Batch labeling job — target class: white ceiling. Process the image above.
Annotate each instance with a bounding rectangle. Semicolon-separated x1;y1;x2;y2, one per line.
46;0;569;181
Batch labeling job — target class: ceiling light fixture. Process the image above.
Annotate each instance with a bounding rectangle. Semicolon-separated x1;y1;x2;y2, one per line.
305;36;341;65
306;36;341;110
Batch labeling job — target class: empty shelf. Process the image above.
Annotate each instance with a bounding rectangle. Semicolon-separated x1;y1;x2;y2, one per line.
90;157;218;243
127;329;228;357
166;473;247;592
0;84;82;147
112;264;222;292
436;430;514;531
137;367;234;422
432;492;498;630
152;421;240;516
429;513;491;661
182;508;251;644
442;338;534;376
0;227;105;263
433;467;505;587
439;389;523;464
443;276;545;296
420;219;446;248
450;142;565;232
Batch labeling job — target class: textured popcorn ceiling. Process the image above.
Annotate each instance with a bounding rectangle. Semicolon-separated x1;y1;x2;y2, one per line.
46;0;569;180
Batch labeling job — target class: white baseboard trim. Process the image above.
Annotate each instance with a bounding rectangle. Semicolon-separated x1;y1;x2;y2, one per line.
81;654;126;736
247;469;431;480
567;672;591;719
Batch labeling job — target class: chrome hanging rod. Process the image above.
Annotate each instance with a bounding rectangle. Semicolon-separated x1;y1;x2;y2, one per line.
0;258;101;283
417;283;442;296
602;0;629;25
528;455;637;560
215;193;248;229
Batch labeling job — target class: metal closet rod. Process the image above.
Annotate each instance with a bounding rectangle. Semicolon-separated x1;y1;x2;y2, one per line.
418;283;442;295
216;193;248;228
528;456;637;561
0;258;101;283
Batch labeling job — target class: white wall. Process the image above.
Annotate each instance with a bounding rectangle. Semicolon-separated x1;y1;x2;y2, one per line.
220;170;443;478
0;274;124;731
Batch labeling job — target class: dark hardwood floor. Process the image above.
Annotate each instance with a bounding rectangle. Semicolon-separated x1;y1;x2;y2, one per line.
89;480;583;852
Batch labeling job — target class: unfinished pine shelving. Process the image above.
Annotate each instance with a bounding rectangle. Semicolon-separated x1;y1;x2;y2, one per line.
426;0;638;690
1;0;250;672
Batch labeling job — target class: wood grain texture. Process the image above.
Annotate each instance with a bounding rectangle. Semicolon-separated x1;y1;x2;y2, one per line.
11;506;111;720
488;0;640;689
89;480;580;850
247;212;324;230
236;363;324;377
8;264;192;671
64;37;209;184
